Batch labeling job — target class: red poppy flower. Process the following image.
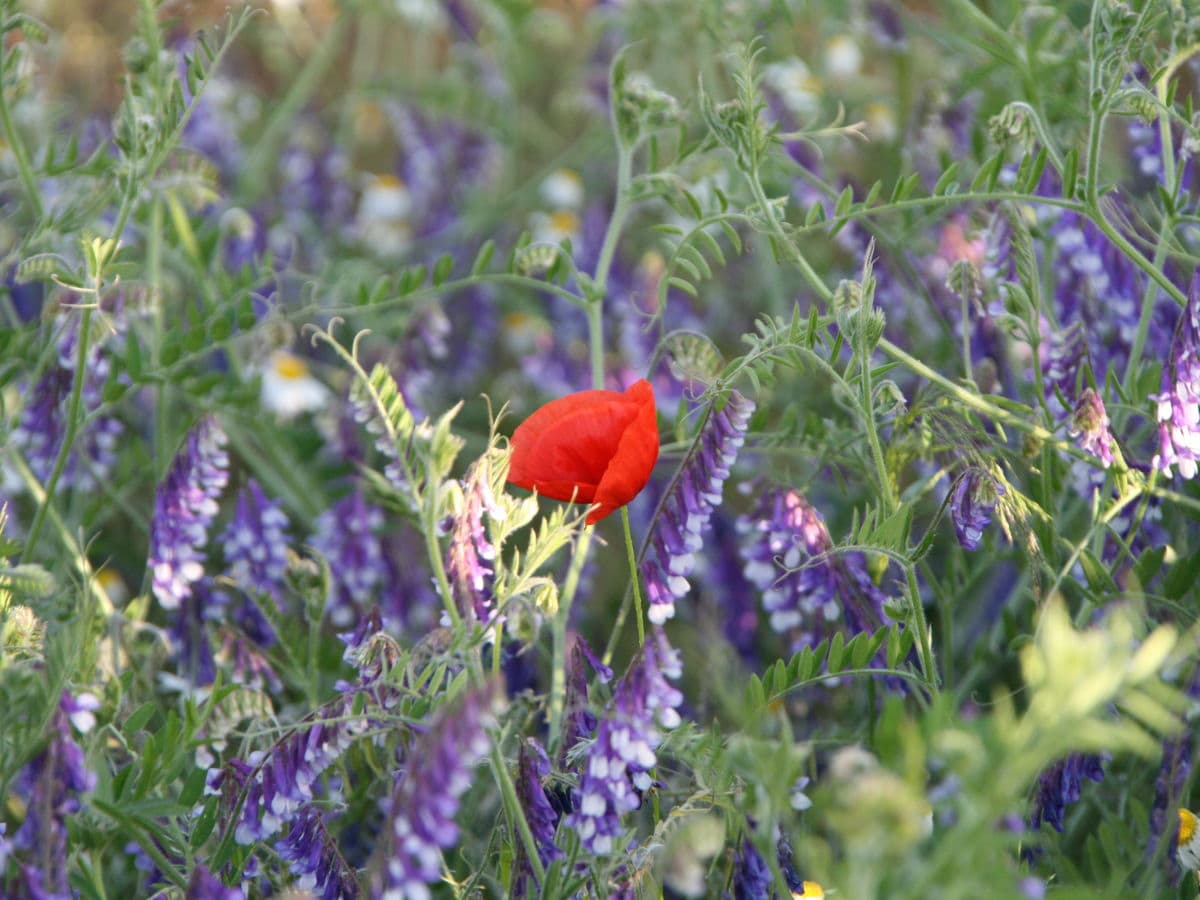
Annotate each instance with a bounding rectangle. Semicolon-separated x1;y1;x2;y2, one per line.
508;379;659;525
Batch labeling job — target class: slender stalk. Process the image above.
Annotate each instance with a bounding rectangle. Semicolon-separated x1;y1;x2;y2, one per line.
621;506;646;648
548;527;592;752
490;741;547;887
0;38;43;220
20;306;93;563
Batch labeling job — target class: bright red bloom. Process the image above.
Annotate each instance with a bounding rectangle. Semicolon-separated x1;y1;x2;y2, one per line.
508;379;659;525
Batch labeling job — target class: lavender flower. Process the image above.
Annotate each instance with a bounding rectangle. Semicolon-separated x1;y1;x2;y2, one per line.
222;479;290;604
213;690;380;845
1152;273;1200;479
276;804;360;899
186;864;246;900
446;456;500;624
566;627;683;854
559;635;613;767
1029;754;1106;833
512;739;564;897
311;489;386;628
1069;388;1115;467
727;836;772;900
10;314;124;495
370;684;497;897
7;691;98;899
949;468;1005;551
220;479;291;643
149;417;230;610
641;390;753;624
738;487;890;651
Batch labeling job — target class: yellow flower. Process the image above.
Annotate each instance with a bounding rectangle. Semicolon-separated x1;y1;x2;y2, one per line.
1178;809;1200;871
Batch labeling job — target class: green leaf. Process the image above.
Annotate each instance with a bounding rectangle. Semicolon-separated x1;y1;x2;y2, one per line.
1163;549;1200;602
827;631;847;674
933;163;960;196
471;240;495;275
179;767;207;807
432;254;454;286
124;702;156;736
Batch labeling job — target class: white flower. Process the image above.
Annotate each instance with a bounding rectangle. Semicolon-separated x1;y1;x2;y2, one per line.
539;168;585;209
824;35;863;79
259;351;331;420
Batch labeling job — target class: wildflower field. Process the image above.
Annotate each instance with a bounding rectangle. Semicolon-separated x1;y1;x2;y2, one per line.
5;0;1200;896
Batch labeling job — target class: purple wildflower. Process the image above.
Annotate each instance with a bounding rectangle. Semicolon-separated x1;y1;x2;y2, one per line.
446;455;500;624
311;489;386;628
728;836;773;900
370;684;497;897
276;804;360;899
217;632;282;694
171;578;218;687
220;480;290;644
212;687;385;845
949;468;1005;551
738;487;890;651
566;627;683;854
1029;754;1106;833
641;390;754;624
7;691;98;899
149;417;230;610
512;739;564;897
559;635;613;768
11;315;124;495
222;479;290;605
1152;273;1200;479
186;864;246;900
1069;388;1115;467
1048;209;1149;382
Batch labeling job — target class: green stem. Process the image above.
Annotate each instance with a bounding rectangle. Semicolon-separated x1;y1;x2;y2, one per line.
20;306;93;562
621;506;645;648
0;37;43;220
491;741;547;887
549;527;592;752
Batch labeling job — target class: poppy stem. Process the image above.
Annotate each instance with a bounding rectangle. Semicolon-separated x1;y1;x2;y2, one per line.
621;506;646;648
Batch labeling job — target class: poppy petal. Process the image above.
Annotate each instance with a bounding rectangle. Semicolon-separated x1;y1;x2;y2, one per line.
509;389;629;490
508;379;659;523
590;380;659;524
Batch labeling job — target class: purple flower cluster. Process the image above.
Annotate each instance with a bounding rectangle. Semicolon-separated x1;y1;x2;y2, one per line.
371;684;497;897
4;691;98;899
10;314;124;496
949;467;1005;551
512;738;565;897
1069;388;1115;468
185;864;246;900
446;456;500;624
738;487;889;650
220;479;291;644
276;804;360;899
222;479;290;607
311;488;386;628
560;635;614;766
149;417;230;610
641;390;754;624
1029;753;1106;833
1153;274;1200;480
211;691;374;846
727;836;772;900
566;627;683;854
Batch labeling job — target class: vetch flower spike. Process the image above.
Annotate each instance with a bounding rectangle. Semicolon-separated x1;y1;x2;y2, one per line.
1153;271;1200;480
508;379;659;525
